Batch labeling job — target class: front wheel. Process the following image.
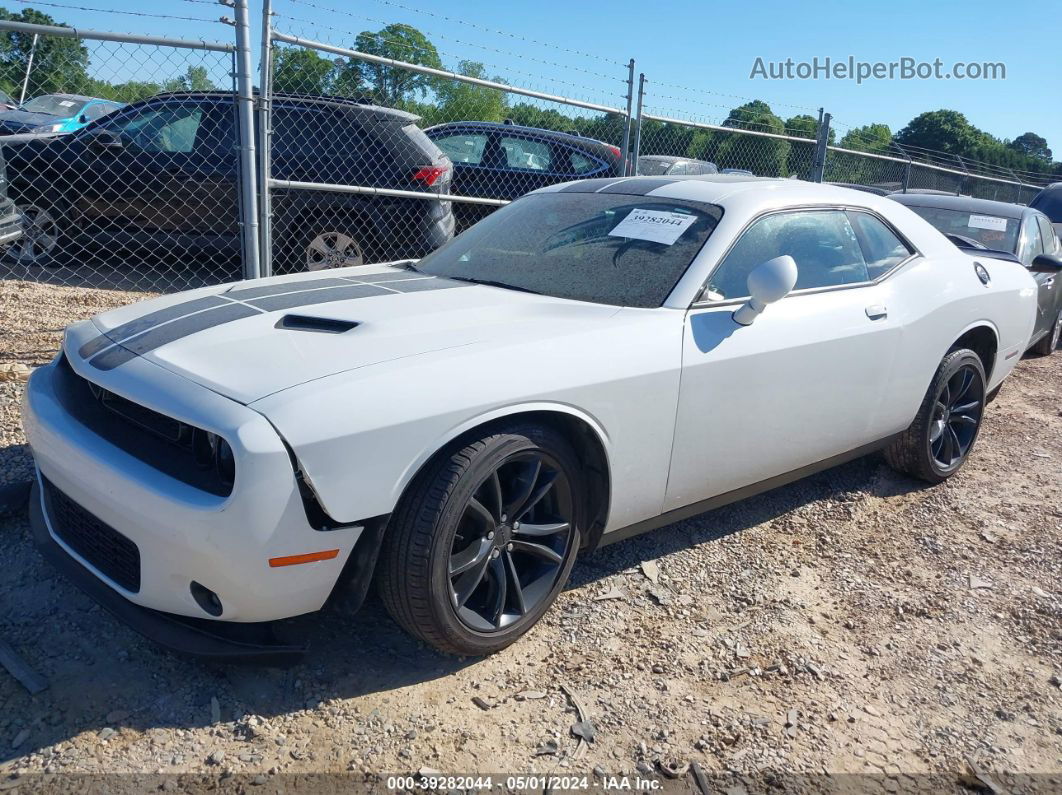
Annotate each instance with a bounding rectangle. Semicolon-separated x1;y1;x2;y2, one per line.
885;348;986;483
4;201;68;267
1031;309;1061;356
378;423;582;656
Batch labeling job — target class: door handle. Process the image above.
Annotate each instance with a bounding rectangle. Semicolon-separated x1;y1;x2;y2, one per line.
865;304;888;320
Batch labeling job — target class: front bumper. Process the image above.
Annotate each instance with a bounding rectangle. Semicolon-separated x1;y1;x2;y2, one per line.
21;339;364;624
29;479;306;665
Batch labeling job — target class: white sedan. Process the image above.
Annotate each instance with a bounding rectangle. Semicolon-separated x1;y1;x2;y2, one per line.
22;176;1038;659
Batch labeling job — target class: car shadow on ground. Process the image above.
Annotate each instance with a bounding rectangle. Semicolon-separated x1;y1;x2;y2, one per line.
0;451;928;763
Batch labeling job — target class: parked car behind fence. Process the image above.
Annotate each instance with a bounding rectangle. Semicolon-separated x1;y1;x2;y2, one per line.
0;94;124;136
426;120;622;230
2;91;454;274
890;192;1062;355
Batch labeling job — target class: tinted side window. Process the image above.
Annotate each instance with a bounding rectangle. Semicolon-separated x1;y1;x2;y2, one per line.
500;136;551;171
847;211;913;279
1019;217;1044;264
1036;214;1058;254
432;132;487;165
1031;188;1062;223
272;107;366;159
569;151;603;175
707;210;869;301
105;105;204;154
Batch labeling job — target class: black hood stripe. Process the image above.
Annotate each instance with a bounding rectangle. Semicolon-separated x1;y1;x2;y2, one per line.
77;295;229;360
84;275;467;370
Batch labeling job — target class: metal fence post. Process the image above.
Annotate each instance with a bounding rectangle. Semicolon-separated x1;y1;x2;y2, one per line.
810;111;830;183
631;73;645;177
954;155;969;196
619;58;635;176
18;32;38;104
232;0;261;281
258;0;274;277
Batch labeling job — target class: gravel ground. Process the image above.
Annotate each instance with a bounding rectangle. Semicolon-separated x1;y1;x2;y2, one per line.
0;280;1060;793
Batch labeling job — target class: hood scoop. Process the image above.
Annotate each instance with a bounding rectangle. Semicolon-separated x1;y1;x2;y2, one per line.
275;314;359;334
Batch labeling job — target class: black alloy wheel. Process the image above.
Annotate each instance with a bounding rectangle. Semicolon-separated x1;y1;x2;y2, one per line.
447;451;576;633
927;363;984;472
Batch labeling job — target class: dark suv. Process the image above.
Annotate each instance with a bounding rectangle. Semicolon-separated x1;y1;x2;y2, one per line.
2;92;454;272
425;121;622;228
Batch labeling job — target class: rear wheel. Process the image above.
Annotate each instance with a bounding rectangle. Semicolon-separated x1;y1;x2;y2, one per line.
885;348;986;483
5;200;68;267
378;423;582;656
278;210;373;273
1031;309;1061;356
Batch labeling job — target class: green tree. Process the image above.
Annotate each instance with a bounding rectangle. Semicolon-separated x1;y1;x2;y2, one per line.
430;60;507;124
895;109;981;157
716;100;790;176
0;7;89;97
838;122;892;153
345;24;441;108
272;47;335;95
784;113;820;178
162;65;216;93
1008;132;1052;162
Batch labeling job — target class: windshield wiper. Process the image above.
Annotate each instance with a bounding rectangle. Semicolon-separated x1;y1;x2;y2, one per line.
444;275;543;295
394;259;421;272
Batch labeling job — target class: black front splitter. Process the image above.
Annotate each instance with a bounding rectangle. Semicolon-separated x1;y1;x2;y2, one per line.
29;481;307;666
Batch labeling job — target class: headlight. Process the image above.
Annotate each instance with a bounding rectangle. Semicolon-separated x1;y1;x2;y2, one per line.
215;438;235;486
30;123;61;133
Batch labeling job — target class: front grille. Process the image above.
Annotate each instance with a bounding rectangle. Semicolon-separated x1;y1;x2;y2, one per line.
43;477;141;593
52;354;233;497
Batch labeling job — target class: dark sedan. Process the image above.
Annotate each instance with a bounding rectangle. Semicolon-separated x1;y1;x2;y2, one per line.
891;192;1062;355
425;121;622;229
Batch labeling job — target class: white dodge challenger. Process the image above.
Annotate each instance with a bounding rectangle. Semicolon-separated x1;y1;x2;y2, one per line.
22;176;1039;660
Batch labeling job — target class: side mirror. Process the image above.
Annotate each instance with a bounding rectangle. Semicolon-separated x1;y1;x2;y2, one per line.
733;255;798;326
78;114;88;124
1031;253;1062;274
87;129;122;151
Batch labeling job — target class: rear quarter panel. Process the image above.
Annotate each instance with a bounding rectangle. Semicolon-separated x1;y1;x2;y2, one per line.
876;252;1037;435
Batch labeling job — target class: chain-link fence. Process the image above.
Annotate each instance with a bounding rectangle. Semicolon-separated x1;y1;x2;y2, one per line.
257;7;634;276
0;16;258;293
0;2;1057;299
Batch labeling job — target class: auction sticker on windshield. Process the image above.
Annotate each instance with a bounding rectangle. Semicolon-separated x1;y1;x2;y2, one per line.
968;214;1008;232
609;208;697;245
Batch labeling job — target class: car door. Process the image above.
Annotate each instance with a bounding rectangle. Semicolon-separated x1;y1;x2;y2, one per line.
1018;214;1049;337
664;208;908;510
75;98;238;245
1032;213;1060;334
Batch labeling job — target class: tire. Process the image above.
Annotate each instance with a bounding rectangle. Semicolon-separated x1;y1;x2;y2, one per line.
885;348;987;484
1031;310;1061;356
378;423;583;656
278;209;372;274
3;199;69;267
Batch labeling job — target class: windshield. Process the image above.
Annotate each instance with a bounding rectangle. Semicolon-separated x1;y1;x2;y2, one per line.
21;95;83;117
636;159;673;176
1031;189;1062;223
905;205;1020;253
416;193;722;308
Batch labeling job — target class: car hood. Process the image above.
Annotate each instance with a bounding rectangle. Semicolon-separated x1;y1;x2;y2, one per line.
76;265;621;404
0;110;66;128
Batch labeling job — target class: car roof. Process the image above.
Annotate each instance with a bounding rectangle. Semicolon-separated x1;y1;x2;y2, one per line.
425;120;616;152
889;192;1030;220
148;91;418;122
37;93;93;103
